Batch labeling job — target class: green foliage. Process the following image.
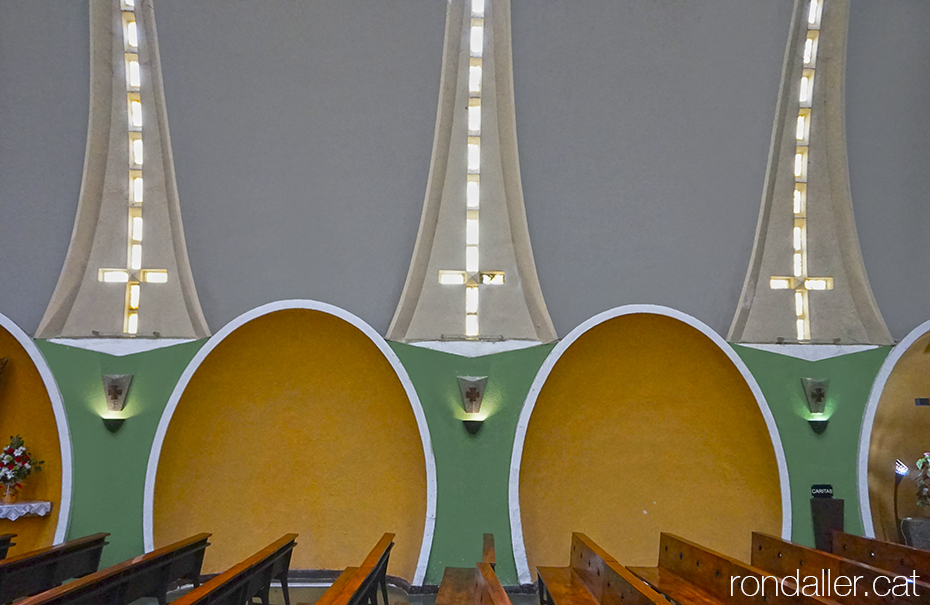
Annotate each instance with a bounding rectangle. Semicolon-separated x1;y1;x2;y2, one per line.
915;453;930;508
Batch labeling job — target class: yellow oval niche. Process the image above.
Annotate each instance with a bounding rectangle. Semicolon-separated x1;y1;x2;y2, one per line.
153;308;427;579
519;312;782;571
867;330;930;541
0;324;63;553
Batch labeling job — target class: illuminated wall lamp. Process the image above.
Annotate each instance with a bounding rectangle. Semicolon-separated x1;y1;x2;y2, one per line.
801;377;829;434
102;374;132;433
458;375;487;435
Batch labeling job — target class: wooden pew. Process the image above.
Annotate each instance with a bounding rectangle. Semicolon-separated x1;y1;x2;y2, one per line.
436;534;499;605
171;533;297;605
16;533;211;605
475;562;509;605
483;534;496;571
628;533;833;605
0;532;108;603
311;533;395;605
752;532;929;604
536;533;666;605
0;534;15;560
831;531;930;583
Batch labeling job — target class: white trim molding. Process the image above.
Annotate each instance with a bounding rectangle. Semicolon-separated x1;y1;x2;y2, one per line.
507;304;793;584
46;338;196;356
856;319;930;537
739;343;879;362
142;300;437;586
0;313;73;544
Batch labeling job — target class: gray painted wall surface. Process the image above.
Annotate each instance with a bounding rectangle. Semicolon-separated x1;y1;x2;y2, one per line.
0;1;927;340
846;0;930;341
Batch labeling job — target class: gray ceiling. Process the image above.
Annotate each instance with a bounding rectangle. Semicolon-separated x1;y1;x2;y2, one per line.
0;0;927;341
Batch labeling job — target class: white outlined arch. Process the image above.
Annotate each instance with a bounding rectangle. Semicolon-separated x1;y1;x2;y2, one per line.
0;312;73;544
856;318;930;537
507;304;792;583
143;300;437;585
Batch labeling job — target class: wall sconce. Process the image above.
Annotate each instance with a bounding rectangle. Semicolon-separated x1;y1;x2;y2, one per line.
801;377;829;434
101;374;132;433
895;459;909;543
808;419;828;434
102;418;125;433
457;375;487;434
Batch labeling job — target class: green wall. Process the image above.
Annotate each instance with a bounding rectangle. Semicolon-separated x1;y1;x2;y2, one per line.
389;342;555;586
35;340;205;567
25;336;893;586
732;345;891;546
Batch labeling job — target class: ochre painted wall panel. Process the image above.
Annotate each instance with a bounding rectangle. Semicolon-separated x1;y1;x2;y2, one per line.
0;327;62;553
868;332;930;541
519;313;782;572
153;309;427;579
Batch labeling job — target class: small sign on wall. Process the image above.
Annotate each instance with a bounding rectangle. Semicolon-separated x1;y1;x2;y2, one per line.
811;484;834;499
915;398;930;406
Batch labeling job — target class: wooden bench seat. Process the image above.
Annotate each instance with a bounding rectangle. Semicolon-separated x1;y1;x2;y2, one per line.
536;533;666;605
752;532;929;604
628;533;834;605
16;532;211;605
830;531;930;583
536;567;599;605
300;533;395;605
171;533;297;605
626;567;722;605
437;568;479;605
436;533;499;605
0;534;15;560
435;552;509;605
0;532;108;604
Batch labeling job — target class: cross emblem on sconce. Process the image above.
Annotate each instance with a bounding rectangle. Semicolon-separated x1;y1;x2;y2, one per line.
465;386;481;406
457;375;488;414
801;378;829;415
102;374;133;412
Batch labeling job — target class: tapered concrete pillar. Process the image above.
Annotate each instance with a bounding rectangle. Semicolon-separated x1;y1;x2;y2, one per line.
729;0;891;345
388;0;556;345
37;0;209;340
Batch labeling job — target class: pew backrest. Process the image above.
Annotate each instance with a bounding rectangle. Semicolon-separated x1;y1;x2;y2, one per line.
0;534;15;560
474;563;508;605
482;534;496;569
170;534;297;605
0;533;108;603
332;533;395;605
316;568;360;605
567;533;666;605
16;532;211;605
656;533;832;605
568;532;616;601
831;531;930;583
752;532;929;605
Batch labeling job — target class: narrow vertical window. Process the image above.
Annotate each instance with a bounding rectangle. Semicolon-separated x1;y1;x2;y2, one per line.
470;22;484;56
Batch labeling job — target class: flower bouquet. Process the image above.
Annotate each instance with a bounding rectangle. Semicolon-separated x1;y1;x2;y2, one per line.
0;436;43;504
